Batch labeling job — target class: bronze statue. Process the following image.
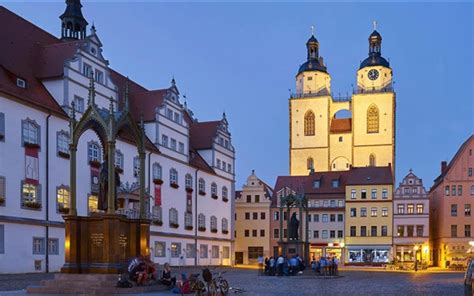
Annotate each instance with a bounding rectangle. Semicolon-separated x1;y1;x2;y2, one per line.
98;155;120;211
289;212;299;240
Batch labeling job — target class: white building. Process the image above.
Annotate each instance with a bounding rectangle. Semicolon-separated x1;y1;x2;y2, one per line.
0;2;235;273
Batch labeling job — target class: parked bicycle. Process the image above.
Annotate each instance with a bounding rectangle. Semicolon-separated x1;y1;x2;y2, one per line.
211;271;229;295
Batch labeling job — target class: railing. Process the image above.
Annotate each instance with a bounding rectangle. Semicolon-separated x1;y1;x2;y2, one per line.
353;85;394;94
115;208;156;220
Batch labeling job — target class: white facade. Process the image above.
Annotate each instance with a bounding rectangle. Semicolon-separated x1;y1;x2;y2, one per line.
0;7;235;273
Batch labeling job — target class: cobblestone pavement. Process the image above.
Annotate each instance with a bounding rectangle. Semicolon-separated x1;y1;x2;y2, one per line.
0;268;470;296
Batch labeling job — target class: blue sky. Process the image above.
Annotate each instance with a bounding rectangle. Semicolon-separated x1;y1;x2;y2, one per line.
4;1;473;189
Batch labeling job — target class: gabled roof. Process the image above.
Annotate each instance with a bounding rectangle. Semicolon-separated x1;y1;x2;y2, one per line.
189;120;221;150
346;166;393;186
189;149;215;174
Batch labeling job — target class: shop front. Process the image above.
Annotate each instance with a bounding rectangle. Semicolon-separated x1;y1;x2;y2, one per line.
346;246;391;265
310;243;343;262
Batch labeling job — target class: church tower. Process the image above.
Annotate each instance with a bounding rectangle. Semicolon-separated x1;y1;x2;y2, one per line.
60;0;88;40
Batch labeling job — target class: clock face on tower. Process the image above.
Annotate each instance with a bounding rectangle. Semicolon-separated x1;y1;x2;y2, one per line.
368;69;379;80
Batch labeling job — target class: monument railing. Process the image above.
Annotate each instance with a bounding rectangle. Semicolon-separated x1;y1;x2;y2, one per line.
115;208;154;220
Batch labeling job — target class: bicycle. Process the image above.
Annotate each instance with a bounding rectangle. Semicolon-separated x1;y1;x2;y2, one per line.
229;286;246;294
211;271;229;296
189;273;206;296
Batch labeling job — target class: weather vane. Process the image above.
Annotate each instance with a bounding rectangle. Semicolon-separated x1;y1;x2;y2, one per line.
311;25;315;35
373;20;377;30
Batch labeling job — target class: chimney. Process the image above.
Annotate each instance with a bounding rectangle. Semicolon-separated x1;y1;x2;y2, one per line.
441;161;447;173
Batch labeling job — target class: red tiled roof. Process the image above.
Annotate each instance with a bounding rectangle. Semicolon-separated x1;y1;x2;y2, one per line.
189;149;215;174
304;170;349;194
346;166;393;185
189;121;220;150
271;175;308;206
330;118;352;133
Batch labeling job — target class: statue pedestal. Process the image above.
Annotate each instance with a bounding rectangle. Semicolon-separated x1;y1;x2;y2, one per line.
61;214;150;274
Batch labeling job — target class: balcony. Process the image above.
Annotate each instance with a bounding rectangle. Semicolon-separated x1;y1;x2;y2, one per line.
353;85;394;95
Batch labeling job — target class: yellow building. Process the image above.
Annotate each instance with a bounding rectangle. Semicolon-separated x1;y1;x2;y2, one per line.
289;26;395;176
234;171;273;265
344;166;394;265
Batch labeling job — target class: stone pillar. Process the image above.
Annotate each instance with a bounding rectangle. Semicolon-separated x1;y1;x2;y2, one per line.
69;145;77;216
107;141;116;214
139;151;146;219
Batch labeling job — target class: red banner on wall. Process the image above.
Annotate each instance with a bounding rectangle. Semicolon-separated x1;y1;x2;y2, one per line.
25;146;39;185
186;190;192;213
154;184;162;206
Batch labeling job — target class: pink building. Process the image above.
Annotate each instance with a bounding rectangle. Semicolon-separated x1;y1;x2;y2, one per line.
430;135;474;267
393;170;430;264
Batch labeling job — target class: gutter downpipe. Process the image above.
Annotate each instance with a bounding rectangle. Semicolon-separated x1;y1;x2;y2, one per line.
194;168;199;266
45;113;51;273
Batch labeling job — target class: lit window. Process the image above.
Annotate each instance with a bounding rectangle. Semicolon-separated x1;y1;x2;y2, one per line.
88;195;98;214
171;242;181;258
371;207;377;217
382;207;388;217
304;110;315;136
56;186;70;212
416;204;424;214
407;204;414;214
22;182;40;206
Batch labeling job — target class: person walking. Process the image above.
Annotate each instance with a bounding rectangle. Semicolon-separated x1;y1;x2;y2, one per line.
269;257;276;276
277;255;284;276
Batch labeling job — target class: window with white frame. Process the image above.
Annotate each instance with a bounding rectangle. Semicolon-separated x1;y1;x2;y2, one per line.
16;77;26;88
216;159;221;169
174;112;180;123
154;241;166;257
170;168;178;185
115;150;124;170
200;244;208;258
351;189;356;199
169;208;178;225
178;142;184;153
166;109;173;119
22;119;40;145
152;205;162;221
222;218;228;232
185;212;193;227
56;186;70;212
223;161;227;170
33;237;45;254
87;142;101;163
73;96;85;113
161;134;168;147
211;183;217;196
94;69;104;84
82;63;92;77
222;186;228;199
185;174;193;189
0;112;5;140
212;245;219;258
223;246;230;259
57;131;70;155
210;216;217;230
48;238;59;255
228;164;232;173
153;163;162;180
186;243;195;258
22;182;40;205
198;213;206;229
170;242;181;258
382;189;388;199
133;156;140;178
198;178;205;193
170;138;177;150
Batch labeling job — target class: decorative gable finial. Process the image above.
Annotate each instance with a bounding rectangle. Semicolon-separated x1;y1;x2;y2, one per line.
91;22;96;35
87;72;95;106
222;110;227;120
171;75;176;86
373;20;377;31
109;96;114;114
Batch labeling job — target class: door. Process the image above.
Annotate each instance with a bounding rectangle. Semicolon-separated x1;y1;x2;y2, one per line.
235;252;244;265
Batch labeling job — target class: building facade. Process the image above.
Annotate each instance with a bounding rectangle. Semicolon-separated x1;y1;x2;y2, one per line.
234;171;273;265
393;170;430;264
289;27;396;175
0;2;235;273
344;166;393;265
430;135;474;268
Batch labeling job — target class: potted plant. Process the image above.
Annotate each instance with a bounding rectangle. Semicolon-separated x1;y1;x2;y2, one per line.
223;197;229;202
198;226;206;232
152;220;163;226
24;142;40;149
185;187;193;193
185;225;193;231
23;200;42;209
211;228;218;233
211;194;218;200
170;222;179;228
57;151;70;159
222;229;229;234
153;178;163;185
198;190;206;196
0;197;5;205
170;182;179;189
58;205;70;214
88;159;101;168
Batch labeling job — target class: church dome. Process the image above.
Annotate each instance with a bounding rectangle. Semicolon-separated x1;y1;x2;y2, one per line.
359;29;390;69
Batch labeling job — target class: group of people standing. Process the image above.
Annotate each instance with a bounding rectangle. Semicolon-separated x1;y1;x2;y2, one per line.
310;256;339;276
259;255;306;276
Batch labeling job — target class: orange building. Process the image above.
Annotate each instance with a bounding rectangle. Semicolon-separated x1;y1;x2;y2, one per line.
429;135;474;267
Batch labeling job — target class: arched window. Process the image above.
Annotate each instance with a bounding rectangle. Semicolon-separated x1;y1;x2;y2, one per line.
211;182;218;196
133;156;140;177
87;141;101;163
22;119;40;145
304;111;315;136
169;208;178;225
367;104;379;133
369;154;376;167
222;218;228;232
185;174;193;189
152;163;162;180
56;185;70;212
307;157;314;170
222;186;228;199
169;168;178;185
152;205;162;222
57;131;70;155
115;150;124;170
198;178;206;193
198;213;206;229
210;216;217;231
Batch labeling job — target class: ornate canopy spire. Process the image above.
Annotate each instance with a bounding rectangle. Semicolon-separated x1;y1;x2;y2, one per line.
60;0;88;40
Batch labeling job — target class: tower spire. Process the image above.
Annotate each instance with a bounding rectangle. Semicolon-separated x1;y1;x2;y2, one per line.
60;0;88;40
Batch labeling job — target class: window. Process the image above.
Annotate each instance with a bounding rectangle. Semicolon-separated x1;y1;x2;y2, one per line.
244;230;249;237
371;189;377;199
323;200;329;207
350;208;357;217
304;110;315;136
371;207;377;217
56;131;69;155
248;247;264;260
351;189;356;199
382;189;388;199
407;225;414;237
255;195;260;203
174;112;180;123
228;164;232;173
465;225;471;237
458;185;463;196
0;225;4;254
397;204;404;214
322;230;328;239
178;142;185;153
161;134;168;147
253;212;258;220
350;226;356;237
48;238;59;255
167;109;173;119
22;182;40;205
337;214;343;222
0;112;4;140
33;237;45;254
94;69;104;84
369;154;376;167
360;226;367;237
471;185;474;196
260;212;266;220
337;230;343;238
322;214;329;222
88;195;98;214
73;96;85;113
222;218;228;232
330;214;336;222
171;242;181;258
332;180;339;188
186;244;196;258
245;212;250;220
153;163;162;180
222;186;228;199
307;157;314;170
115;150;124;170
198;214;206;229
274;228;279;238
465;204;471;216
382;207;388;217
170;138;177;151
361;190;367;199
416;204;424;214
16;77;26;88
371;226;377;236
416;225;424;237
445;186;450;196
338;200;344;207
133;157;140;178
360;207;367;217
407;204;414;214
200;245;208;258
451;225;457;238
198;178;205;193
252;229;257;237
451;204;458;216
314;214;319;222
330;230;335;238
56;186;70;212
87;142;101;163
22;119;40;145
154;241;166;257
381;226;388;237
185;212;193;228
452;185;456;196
397;225;404;237
313;180;321;189
367;104;379;133
223;246;230;259
0;176;5;206
339;136;343;142
314;230;319;238
260;229;265;237
211;183;217;196
82;63;92;77
152;206;162;222
185;174;192;189
169;168;178;185
169;208;178;226
468;168;473;177
210;216;217;231
246;195;251;203
211;245;219;258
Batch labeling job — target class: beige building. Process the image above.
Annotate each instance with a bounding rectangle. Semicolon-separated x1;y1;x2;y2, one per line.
234;171;273;265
